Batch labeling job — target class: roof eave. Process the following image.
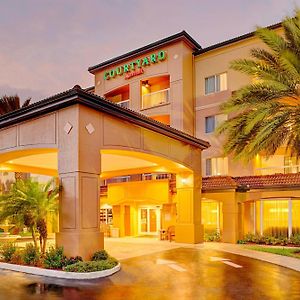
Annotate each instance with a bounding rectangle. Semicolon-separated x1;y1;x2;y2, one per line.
88;31;201;74
194;22;282;56
0;87;209;150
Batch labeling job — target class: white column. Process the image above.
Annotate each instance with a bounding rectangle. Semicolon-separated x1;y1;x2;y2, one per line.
253;201;256;234
288;199;292;238
260;200;263;236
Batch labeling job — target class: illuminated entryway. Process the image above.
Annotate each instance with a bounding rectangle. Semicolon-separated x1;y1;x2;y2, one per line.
243;198;300;237
0;86;209;259
202;200;222;236
138;206;161;235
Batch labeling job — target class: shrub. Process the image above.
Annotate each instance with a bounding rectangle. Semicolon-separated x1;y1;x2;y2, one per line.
244;233;256;243
64;257;118;273
204;231;221;242
10;250;23;265
290;233;300;246
0;242;16;262
43;246;67;269
23;243;40;266
64;256;83;266
91;250;109;261
237;239;246;244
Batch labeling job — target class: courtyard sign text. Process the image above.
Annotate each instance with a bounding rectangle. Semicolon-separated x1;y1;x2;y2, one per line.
103;50;167;80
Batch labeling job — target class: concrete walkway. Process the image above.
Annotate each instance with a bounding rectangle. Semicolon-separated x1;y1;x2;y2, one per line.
104;237;300;272
204;242;300;272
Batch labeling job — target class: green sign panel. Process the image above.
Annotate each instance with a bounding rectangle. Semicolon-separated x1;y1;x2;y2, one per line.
104;50;167;80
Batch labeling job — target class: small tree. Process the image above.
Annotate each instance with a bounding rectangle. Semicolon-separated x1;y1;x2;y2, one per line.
0;178;59;254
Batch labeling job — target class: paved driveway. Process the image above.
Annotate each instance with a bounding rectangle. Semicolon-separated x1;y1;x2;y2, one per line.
0;246;300;300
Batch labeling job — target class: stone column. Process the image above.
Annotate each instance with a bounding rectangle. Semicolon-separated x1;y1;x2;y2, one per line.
175;172;203;243
222;195;239;243
56;105;103;260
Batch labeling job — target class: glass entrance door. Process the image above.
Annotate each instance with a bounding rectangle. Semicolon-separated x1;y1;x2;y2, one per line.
138;207;160;235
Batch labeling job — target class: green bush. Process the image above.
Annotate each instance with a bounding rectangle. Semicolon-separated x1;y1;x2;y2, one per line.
10;250;23;265
43;246;67;269
237;239;247;244
0;242;16;262
64;256;83;266
91;249;109;261
64;257;118;273
204;231;221;242
23;243;40;266
290;233;300;246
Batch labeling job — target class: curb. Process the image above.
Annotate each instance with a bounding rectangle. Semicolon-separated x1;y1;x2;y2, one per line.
0;262;121;280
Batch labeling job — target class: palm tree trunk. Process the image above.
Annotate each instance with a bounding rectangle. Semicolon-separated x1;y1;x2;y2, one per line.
39;235;42;251
42;237;47;254
31;227;38;250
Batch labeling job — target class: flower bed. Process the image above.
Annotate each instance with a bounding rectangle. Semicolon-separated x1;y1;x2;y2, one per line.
0;244;120;279
237;233;300;246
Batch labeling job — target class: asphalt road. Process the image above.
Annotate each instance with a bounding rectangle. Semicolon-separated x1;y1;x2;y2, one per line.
0;247;299;300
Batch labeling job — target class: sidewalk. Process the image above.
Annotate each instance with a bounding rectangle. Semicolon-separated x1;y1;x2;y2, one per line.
104;237;300;272
200;242;300;272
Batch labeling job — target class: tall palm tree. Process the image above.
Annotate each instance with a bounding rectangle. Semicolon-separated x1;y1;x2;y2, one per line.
0;95;31;181
217;10;300;161
0;179;59;254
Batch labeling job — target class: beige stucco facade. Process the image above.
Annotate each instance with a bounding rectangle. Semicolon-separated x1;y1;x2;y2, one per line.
0;88;208;258
1;25;299;251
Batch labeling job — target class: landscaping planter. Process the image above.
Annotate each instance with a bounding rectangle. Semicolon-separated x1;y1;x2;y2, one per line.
0;261;121;280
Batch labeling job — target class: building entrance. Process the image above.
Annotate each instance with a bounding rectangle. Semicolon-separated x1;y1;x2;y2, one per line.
138;206;161;235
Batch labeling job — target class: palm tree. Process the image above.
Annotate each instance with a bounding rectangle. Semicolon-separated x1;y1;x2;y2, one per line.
0;178;59;254
217;10;300;161
0;95;31;181
0;95;31;115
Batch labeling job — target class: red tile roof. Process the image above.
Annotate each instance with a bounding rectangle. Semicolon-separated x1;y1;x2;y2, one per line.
202;173;300;191
202;176;237;191
234;173;300;189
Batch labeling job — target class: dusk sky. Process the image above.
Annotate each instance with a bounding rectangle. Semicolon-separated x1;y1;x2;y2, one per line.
1;0;300;102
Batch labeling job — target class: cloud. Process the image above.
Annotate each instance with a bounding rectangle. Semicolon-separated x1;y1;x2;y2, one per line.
0;0;300;98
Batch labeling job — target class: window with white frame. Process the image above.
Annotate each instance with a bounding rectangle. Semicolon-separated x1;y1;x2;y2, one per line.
205;73;227;95
206;157;228;176
205;114;227;133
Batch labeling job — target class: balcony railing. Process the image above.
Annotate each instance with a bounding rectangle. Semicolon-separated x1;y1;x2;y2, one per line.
117;99;130;109
142;88;170;109
255;165;300;175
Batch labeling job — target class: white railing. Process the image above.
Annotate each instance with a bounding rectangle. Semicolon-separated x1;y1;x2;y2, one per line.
255;165;300;175
142;88;170;109
117;99;130;109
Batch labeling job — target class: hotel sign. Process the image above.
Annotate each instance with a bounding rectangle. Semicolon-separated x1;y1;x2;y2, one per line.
104;50;167;80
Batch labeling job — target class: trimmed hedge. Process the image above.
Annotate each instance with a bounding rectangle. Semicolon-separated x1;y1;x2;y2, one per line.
64;257;118;273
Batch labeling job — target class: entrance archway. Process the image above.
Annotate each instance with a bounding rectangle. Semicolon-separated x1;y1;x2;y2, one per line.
0;86;209;259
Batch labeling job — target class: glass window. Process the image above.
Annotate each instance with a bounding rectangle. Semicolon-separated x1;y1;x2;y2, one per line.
263;200;288;237
205;76;216;94
205;73;227;95
206;159;212;176
205;114;227;134
205;157;228;176
284;156;300;174
205;116;215;133
292;200;300;234
202;201;219;232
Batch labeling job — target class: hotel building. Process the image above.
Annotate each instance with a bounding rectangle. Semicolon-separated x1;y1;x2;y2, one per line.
0;22;299;257
88;23;300;243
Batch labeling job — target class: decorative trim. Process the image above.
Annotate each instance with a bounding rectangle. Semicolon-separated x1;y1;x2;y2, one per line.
195;101;223;111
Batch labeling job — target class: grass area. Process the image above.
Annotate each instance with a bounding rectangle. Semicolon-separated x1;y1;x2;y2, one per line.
246;245;300;259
